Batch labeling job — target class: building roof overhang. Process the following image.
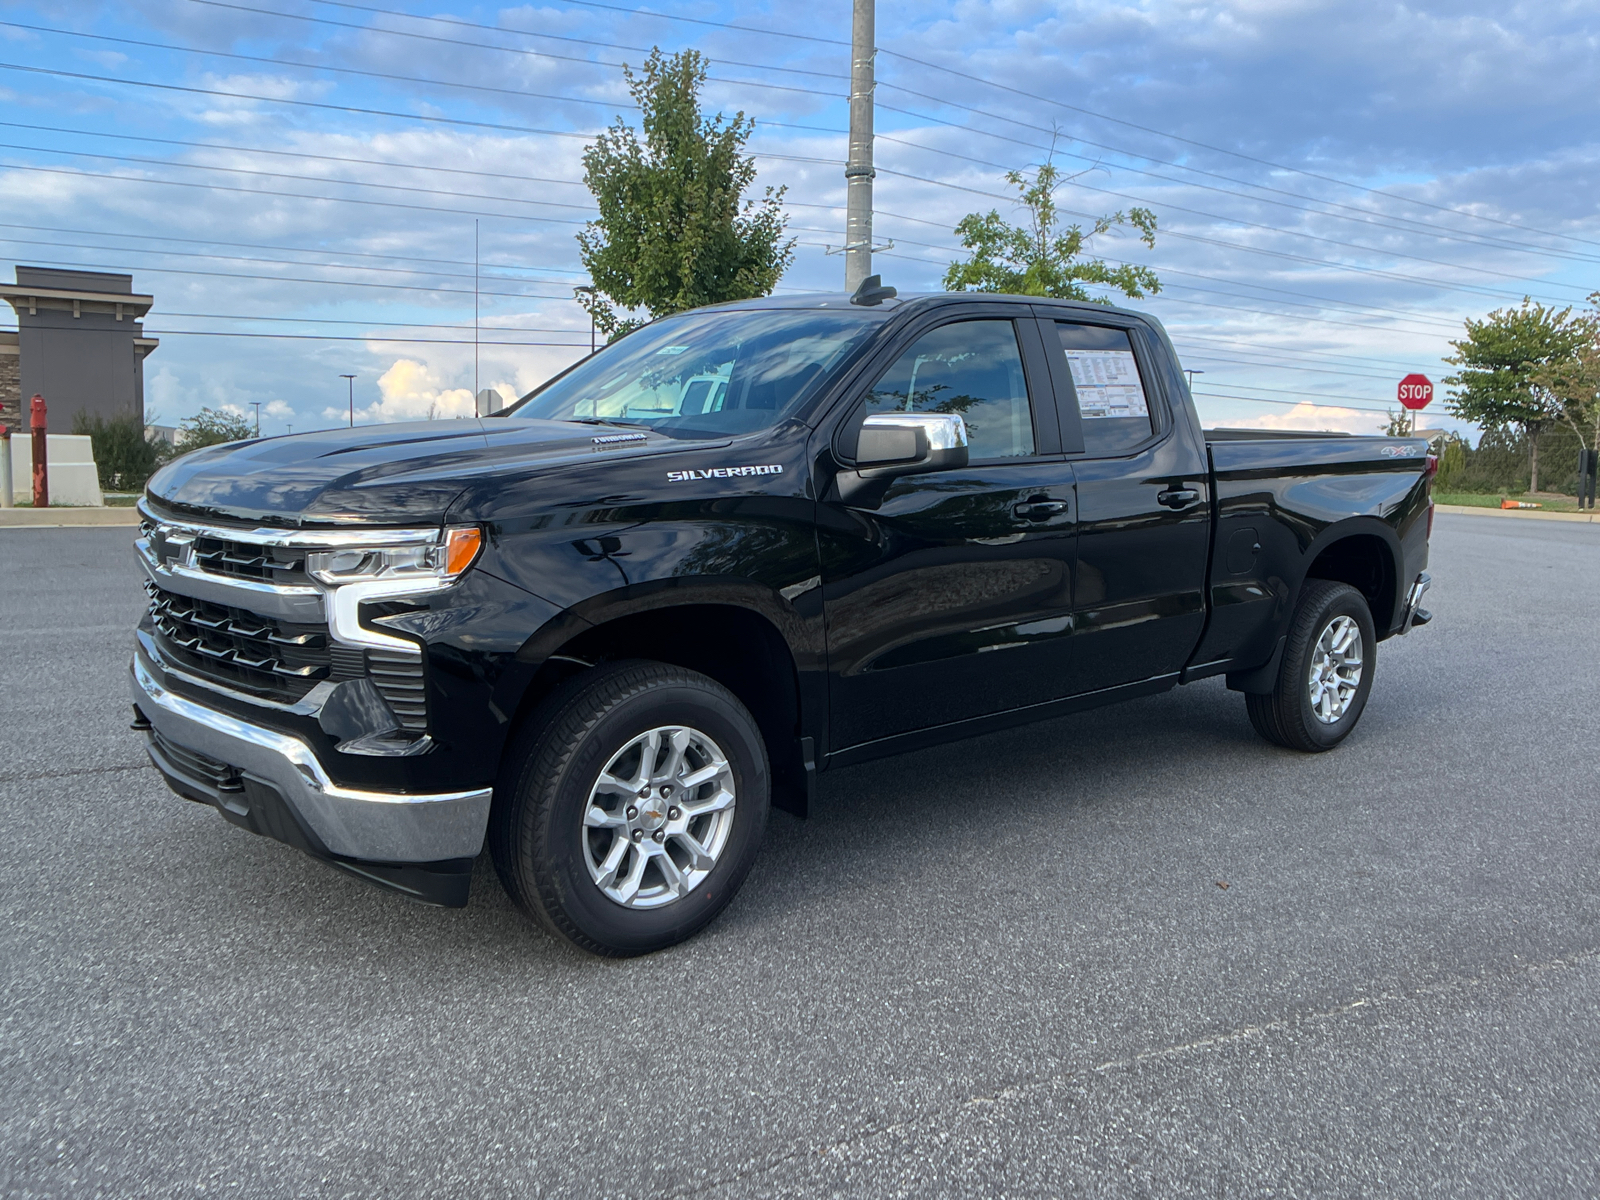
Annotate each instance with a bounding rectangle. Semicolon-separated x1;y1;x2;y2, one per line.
0;285;155;320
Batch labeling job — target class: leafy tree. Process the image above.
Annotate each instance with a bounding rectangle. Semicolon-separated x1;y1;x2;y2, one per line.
176;407;256;453
71;411;160;491
943;158;1160;302
1443;298;1587;492
1529;304;1600;454
578;48;794;339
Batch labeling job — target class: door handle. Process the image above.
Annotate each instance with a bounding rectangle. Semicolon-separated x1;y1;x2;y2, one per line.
1157;488;1200;509
1013;499;1069;521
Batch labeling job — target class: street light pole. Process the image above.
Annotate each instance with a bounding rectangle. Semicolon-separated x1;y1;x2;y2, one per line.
573;286;597;353
250;401;261;437
340;374;356;428
1184;368;1205;391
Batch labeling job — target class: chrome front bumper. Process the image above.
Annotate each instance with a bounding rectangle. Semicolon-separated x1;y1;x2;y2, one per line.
130;651;491;863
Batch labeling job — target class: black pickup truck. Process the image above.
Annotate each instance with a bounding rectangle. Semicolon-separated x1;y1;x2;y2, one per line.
130;286;1435;955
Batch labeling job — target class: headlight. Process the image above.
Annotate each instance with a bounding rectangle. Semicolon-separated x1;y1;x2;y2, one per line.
306;526;482;586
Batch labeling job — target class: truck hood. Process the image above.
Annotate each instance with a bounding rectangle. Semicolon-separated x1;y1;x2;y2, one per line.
144;418;669;526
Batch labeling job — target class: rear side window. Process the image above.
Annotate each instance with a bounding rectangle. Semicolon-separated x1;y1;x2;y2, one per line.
1056;323;1155;456
862;320;1035;460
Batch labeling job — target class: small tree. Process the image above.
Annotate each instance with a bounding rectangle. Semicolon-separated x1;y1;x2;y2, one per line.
72;411;159;491
578;48;794;339
944;157;1160;302
1382;409;1413;437
176;407;256;453
1443;298;1587;492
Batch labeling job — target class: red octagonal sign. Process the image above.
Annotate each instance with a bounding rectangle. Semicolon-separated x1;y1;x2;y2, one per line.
1398;373;1434;411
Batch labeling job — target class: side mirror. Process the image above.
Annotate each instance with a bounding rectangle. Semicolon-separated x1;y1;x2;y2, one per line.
856;412;969;477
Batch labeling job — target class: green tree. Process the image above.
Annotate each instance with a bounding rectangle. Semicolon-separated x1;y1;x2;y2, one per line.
176;407;255;452
1530;305;1600;454
1443;298;1587;492
577;48;794;339
943;158;1160;301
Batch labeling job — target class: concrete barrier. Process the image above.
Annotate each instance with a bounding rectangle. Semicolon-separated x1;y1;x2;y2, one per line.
7;433;104;507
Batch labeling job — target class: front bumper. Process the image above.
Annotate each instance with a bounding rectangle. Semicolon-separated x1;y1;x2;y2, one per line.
131;649;492;904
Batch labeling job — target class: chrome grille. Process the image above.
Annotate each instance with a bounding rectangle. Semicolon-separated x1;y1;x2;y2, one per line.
191;533;312;586
148;582;332;703
145;583;429;731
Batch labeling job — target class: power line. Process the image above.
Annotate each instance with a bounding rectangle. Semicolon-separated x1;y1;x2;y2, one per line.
5;255;579;300
179;0;847;103
0;233;579;289
870;124;1600;270
0;139;601;215
299;0;851;80
0;220;589;278
864;172;1575;310
346;0;1595;253
35;11;1592;275
145;328;588;346
6;55;1581;309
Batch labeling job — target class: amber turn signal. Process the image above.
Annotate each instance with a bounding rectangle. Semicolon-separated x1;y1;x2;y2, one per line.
444;526;483;576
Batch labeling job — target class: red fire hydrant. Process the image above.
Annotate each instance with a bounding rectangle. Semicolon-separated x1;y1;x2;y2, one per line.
30;393;47;509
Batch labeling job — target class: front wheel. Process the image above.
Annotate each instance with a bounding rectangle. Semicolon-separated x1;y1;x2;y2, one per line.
1246;580;1376;752
490;661;770;956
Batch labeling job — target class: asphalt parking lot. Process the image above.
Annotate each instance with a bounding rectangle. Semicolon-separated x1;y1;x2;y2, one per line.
3;513;1598;1198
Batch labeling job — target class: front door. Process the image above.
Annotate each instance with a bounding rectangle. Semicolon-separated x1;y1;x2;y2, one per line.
818;315;1080;752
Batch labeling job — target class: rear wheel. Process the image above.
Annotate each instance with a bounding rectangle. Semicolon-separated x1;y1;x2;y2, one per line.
490;661;769;956
1246;580;1376;752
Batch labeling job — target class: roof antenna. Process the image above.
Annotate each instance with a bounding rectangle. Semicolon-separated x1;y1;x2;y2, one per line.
849;274;897;306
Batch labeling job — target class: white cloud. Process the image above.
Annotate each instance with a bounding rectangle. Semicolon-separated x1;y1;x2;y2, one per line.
1223;401;1387;436
358;358;477;423
263;399;294;419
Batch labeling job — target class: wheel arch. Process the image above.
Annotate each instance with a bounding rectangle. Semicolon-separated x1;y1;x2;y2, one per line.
504;590;813;816
1298;518;1403;636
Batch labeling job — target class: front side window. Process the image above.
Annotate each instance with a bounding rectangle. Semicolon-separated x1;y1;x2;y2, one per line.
508;308;885;439
1056;323;1156;455
861;320;1035;460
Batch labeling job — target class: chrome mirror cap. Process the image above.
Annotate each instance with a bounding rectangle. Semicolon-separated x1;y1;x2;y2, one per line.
858;412;969;471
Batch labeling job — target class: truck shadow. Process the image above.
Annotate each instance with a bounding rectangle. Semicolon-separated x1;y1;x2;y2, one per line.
168;678;1270;972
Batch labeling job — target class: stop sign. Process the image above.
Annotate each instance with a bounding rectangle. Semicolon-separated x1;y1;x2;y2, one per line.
1398;373;1434;411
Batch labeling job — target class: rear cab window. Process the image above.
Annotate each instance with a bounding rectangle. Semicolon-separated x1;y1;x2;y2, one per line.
1054;323;1158;456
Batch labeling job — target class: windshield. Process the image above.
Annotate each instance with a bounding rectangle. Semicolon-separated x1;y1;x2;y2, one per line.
507;308;884;438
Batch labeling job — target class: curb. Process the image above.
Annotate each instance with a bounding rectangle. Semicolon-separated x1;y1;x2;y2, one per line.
1436;503;1600;525
0;507;142;528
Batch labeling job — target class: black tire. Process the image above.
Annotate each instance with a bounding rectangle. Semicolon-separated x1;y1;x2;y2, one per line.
1245;580;1376;753
489;660;769;956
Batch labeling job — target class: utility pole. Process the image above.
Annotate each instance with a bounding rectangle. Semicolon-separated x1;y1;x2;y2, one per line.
474;219;480;398
844;0;875;293
340;374;356;428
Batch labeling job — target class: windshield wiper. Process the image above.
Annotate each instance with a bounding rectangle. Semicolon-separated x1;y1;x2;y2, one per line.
569;417;650;429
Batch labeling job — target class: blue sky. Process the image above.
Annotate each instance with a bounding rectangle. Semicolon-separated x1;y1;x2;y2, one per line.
2;0;1597;437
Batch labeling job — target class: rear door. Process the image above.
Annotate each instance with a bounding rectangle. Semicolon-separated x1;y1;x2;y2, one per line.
818;308;1080;751
1042;314;1212;694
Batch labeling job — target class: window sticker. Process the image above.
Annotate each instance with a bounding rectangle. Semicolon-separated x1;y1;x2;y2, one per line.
1064;348;1148;420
